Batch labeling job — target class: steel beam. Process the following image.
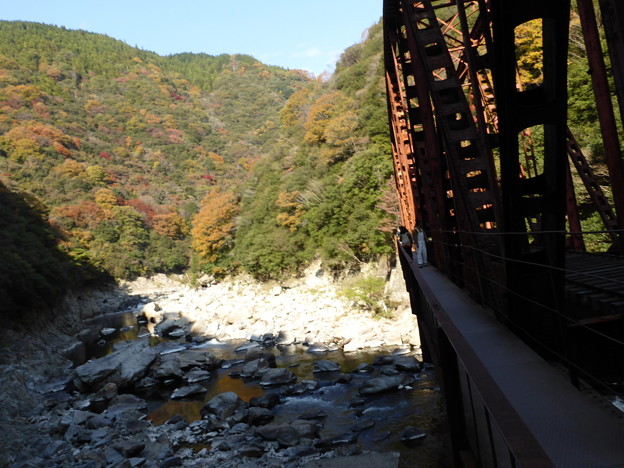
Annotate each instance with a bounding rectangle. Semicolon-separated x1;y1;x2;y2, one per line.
577;0;624;235
598;0;624;147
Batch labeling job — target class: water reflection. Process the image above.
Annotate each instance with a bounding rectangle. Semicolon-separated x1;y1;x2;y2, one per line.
84;311;143;359
149;373;265;425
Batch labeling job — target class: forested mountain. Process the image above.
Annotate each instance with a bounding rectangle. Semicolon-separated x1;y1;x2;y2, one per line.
1;9;617;322
0;20;395;320
229;21;395;278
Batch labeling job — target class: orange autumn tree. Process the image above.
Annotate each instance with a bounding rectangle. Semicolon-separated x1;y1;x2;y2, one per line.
153;212;189;240
191;189;239;266
275;190;305;232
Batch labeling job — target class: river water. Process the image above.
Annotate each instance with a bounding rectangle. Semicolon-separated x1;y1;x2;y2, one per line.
84;310;451;467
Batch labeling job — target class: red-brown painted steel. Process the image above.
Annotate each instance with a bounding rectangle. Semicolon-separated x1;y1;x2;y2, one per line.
599;0;624;130
577;0;624;236
385;0;624;465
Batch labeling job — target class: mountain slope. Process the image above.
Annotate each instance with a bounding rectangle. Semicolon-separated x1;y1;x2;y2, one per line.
0;21;311;281
0;20;398;323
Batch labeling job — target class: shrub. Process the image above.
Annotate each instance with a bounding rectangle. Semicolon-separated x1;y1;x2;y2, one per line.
340;275;394;318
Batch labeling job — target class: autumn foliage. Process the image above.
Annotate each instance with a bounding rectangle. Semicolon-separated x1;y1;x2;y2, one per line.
0;19;401;285
191;190;239;265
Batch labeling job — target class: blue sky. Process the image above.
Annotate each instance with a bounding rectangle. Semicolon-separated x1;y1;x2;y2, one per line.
1;1;383;76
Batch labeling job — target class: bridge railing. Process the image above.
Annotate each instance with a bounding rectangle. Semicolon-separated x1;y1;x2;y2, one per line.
398;244;624;467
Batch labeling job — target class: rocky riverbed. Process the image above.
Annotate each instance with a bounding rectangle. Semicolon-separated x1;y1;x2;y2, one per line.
120;259;422;352
0;261;449;467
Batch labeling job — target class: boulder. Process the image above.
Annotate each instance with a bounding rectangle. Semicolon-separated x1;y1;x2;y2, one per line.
201;391;248;421
235;342;261;353
372;355;395;367
380;366;400;376
151;349;220;381
197;274;215;287
259;368;296;387
281;380;318;396
160;456;182;467
343;340;361;353
157;343;188;355
100;327;117;338
185;369;211;383
238;443;264;458
244;349;276;365
165;328;186;339
353;363;373;373
275;330;295;346
74;339;157;392
255;423;300;447
171;384;207;400
113;440;145;458
89;382;118;411
372;354;422;373
106;394;147;421
313;360;341;373
249;393;281;409
299;409;327;421
260;333;276;345
276;426;301;447
151;357;185;380
240;358;275;379
155;316;190;337
137;326;151;338
247;407;275;426
359;375;405;395
314;432;358;450
400;426;427;445
351;418;375;432
105;446;125;465
306;342;329;354
349;397;366;408
393;355;422;372
62;340;86;366
291;419;321;439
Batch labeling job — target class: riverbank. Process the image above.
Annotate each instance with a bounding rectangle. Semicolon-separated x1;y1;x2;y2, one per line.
0;259;431;467
123;259;420;353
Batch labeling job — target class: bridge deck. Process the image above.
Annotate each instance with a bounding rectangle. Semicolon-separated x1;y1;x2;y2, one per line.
566;252;624;320
407;256;624;467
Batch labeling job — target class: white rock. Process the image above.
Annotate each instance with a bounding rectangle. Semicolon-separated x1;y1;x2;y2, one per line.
96;260;419;351
141;302;161;322
343;341;361;353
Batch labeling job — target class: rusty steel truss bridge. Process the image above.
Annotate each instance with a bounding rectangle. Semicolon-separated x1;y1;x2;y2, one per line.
384;0;624;466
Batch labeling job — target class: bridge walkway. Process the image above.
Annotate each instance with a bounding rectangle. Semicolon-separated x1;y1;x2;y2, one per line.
400;248;624;467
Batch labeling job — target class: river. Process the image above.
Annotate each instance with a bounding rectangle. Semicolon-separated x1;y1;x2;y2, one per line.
82;309;451;467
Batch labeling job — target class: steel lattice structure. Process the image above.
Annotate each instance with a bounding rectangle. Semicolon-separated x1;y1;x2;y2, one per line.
385;2;624;464
385;0;624;350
